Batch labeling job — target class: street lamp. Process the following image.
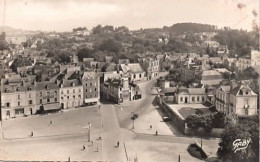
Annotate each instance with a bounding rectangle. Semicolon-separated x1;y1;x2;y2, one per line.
131;112;138;129
88;122;91;142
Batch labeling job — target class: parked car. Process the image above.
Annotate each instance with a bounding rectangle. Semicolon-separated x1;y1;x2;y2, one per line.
162;116;171;122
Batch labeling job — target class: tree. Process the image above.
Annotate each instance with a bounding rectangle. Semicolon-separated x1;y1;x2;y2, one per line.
97;39;123;54
0;40;8;50
217;123;258;162
77;48;93;61
92;25;103;34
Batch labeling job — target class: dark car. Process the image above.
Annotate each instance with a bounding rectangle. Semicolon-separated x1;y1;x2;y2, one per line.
162;116;171;122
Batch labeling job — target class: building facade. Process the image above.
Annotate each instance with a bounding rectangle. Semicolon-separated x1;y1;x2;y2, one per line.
59;79;84;109
82;72;100;106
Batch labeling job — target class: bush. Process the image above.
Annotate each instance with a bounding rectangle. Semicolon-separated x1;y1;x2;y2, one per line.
187;144;207;160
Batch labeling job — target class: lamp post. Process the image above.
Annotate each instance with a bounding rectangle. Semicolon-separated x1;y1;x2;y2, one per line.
131;112;135;129
88;122;91;142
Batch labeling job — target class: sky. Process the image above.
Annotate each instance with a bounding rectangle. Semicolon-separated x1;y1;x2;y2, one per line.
0;0;259;32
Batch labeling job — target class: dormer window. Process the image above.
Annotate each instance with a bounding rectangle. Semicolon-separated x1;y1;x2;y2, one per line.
16;87;20;91
28;87;32;91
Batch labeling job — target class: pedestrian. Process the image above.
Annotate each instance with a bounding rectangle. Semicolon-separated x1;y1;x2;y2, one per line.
117;141;120;147
155;131;158;136
91;141;93;146
150;125;152;130
83;144;85;150
31;131;34;137
97;147;99;152
50;120;52;125
68;157;70;162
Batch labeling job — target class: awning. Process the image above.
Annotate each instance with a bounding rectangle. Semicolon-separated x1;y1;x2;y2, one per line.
43;103;60;111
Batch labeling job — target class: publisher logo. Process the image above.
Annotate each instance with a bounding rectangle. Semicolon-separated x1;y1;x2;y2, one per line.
233;138;251;153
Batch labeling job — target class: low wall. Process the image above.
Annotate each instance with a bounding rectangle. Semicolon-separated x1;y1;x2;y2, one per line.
185;127;224;137
159;98;186;133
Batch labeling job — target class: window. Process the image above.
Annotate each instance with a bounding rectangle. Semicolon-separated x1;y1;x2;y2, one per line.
47;92;50;96
15;108;24;115
73;89;75;93
67;90;69;94
245;91;249;95
47;98;50;103
85;83;88;86
55;98;57;102
86;95;88;98
95;94;97;97
95;88;97;92
78;95;81;98
197;96;199;101
67;96;69;99
29;100;33;105
139;74;142;78
40;99;42;104
192;97;195;102
180;97;183;102
40;92;42;96
85;89;88;92
18;101;20;106
73;95;75;99
6;103;10;107
202;97;205;102
61;97;63;100
90;83;92;86
244;99;249;105
54;91;57;95
78;89;81;92
18;95;20;99
134;74;136;79
61;90;63;94
245;109;248;115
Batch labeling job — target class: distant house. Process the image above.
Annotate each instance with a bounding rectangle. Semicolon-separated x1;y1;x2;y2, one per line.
73;27;91;36
209;57;222;64
204;41;220;48
201;70;222;86
237;55;251;73
139;56;160;80
120;63;146;82
251;50;260;66
176;87;207;104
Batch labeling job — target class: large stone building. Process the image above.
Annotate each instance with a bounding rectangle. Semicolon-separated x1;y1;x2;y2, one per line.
139;56;159;80
82;71;100;106
215;82;258;115
1;79;37;119
101;74;142;104
59;79;84;109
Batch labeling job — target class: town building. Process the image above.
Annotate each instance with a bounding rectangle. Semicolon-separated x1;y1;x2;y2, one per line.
216;82;258;115
35;81;60;113
139;56;159;80
120;63;146;82
82;72;100;106
201;70;222;86
176;87;207;104
59;79;84;109
101;74;142;104
237;55;251;73
1;79;37;119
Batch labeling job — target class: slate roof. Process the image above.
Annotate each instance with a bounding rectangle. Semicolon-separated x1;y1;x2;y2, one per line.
120;63;144;74
202;70;221;76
